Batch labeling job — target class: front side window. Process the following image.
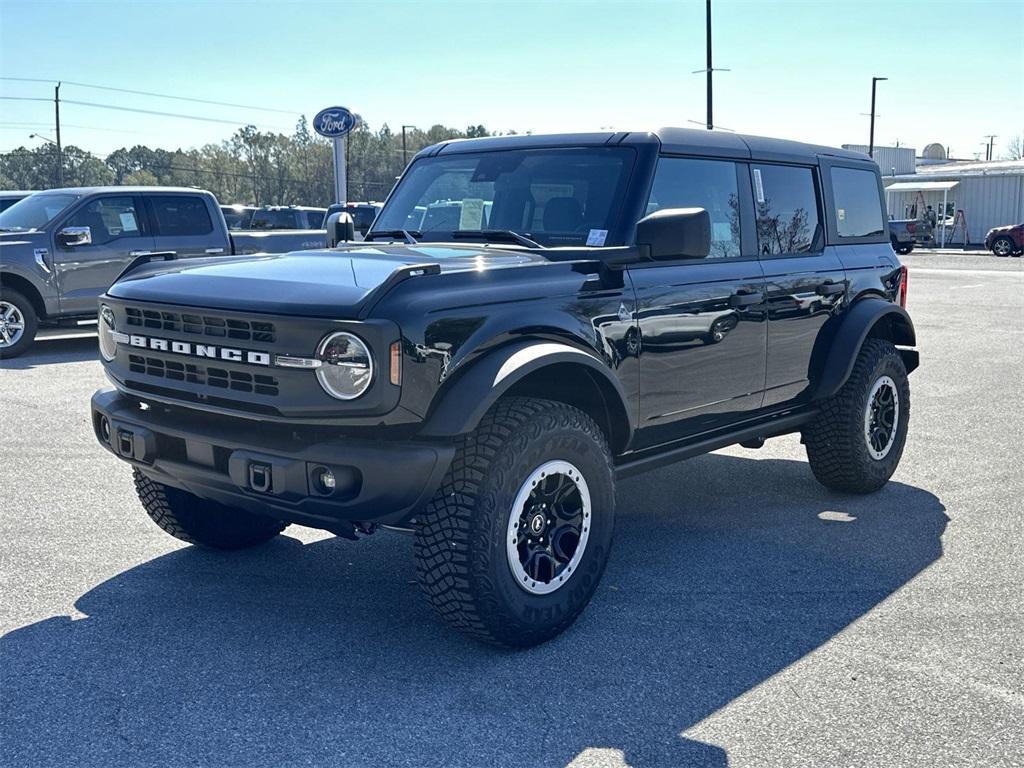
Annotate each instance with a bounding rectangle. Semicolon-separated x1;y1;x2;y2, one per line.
646;157;741;259
373;147;635;247
752;164;821;255
305;210;325;229
831;167;884;238
64;196;141;246
0;193;80;232
151;196;213;236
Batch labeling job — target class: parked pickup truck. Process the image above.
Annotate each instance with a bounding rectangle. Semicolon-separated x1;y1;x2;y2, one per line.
888;218;934;255
0;187;326;357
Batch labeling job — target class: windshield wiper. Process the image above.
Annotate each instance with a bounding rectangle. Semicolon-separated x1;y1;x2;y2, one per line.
451;229;545;249
364;229;420;244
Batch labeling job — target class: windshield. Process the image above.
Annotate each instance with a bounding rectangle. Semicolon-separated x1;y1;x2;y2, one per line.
373;147;635;247
0;193;80;232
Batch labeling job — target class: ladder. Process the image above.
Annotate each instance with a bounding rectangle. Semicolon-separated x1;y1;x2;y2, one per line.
945;209;970;250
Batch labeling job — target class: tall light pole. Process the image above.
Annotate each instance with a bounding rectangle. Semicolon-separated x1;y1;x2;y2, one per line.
868;76;887;158
30;133;60;187
401;125;416;168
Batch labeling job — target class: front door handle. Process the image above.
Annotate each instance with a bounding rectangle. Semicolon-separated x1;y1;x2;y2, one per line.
729;290;764;308
816;281;845;296
205;247;225;255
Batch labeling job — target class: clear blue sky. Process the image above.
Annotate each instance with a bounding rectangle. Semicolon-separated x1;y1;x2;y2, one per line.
2;0;1021;159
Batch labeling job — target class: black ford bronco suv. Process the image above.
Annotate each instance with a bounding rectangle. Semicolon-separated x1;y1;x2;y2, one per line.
90;128;917;647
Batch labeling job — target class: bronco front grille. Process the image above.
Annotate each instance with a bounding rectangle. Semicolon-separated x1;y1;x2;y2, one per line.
128;354;279;396
124;307;276;343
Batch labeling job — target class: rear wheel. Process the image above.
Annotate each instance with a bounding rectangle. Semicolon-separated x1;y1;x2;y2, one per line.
0;290;38;359
891;239;913;256
804;339;910;493
133;469;287;549
414;397;615;648
991;236;1014;257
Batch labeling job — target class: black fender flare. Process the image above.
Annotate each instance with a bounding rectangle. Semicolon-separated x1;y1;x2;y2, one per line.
419;339;634;448
814;299;918;400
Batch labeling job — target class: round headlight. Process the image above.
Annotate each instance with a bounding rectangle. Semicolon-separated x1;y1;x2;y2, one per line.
315;331;373;400
98;304;117;362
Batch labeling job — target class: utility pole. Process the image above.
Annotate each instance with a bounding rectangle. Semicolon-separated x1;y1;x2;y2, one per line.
54;82;64;187
401;125;416;168
868;76;887;158
705;0;713;130
983;134;997;161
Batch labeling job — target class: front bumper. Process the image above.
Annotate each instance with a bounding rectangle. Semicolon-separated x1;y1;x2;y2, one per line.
91;388;455;529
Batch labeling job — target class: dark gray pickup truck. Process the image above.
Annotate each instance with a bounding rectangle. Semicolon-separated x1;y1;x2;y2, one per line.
0;187;326;357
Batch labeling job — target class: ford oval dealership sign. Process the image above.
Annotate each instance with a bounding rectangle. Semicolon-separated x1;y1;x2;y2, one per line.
314;106;359;138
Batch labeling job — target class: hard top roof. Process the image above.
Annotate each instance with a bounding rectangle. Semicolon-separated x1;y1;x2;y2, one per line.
419;127;871;164
30;186;214;196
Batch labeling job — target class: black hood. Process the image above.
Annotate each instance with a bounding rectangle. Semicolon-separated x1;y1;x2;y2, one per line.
106;244;550;318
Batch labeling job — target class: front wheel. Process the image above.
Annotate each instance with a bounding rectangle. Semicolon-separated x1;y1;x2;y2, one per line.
134;469;287;549
414;397;615;648
991;236;1014;257
804;339;910;493
0;290;38;359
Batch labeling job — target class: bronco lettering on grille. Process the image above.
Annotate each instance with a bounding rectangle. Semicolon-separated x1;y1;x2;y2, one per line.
112;332;271;366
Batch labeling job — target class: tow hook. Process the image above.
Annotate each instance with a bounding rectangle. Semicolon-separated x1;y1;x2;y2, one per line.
739;437;766;450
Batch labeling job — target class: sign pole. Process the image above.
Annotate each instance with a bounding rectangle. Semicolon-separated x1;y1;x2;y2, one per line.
314;106;359;206
332;137;346;205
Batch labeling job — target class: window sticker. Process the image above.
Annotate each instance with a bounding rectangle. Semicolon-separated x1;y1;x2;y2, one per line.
119;212;139;232
752;168;765;204
458;198;484;230
837;208;846;221
712;222;733;242
586;229;608;246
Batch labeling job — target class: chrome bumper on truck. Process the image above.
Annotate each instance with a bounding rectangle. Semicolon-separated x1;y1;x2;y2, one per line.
91;388;454;530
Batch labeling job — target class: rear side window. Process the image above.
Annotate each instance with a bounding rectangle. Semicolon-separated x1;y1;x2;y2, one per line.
647;157;741;259
305;210;325;228
151;196;214;236
831;167;885;238
751;164;821;255
250;209;300;230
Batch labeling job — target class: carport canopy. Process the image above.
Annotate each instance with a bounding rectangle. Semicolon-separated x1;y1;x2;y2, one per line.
885;180;961;247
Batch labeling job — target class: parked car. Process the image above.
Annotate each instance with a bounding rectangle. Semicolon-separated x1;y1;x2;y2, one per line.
888;218;934;255
0;187;327;357
0;190;37;213
89;128;917;648
985;223;1024;257
325;202;382;238
220;204;256;231
249;205;327;230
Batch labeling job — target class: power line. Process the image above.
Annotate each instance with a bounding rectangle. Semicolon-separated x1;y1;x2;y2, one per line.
61;99;292;131
0;76;301;115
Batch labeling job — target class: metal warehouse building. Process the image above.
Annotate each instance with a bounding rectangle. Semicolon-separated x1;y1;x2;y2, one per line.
876;155;1024;248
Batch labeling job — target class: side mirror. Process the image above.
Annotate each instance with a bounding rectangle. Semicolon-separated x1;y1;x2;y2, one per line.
635;207;710;260
58;226;92;247
325;212;356;247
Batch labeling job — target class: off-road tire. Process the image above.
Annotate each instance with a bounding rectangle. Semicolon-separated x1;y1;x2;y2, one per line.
0;289;38;359
414;397;615;648
991;236;1014;257
804;338;910;493
133;468;287;549
891;239;913;256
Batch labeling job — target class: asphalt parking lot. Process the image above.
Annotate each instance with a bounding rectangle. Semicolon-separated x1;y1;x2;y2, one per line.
1;252;1021;768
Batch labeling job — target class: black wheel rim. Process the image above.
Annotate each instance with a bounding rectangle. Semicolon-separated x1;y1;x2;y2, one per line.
507;460;591;594
864;375;899;460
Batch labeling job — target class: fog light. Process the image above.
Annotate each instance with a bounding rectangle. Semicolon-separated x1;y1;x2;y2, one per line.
315;467;336;494
99;416;111;443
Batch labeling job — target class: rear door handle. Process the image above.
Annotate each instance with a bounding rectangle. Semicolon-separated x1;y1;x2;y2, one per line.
729;291;764;308
128;250;151;257
816;281;845;296
205;247;225;255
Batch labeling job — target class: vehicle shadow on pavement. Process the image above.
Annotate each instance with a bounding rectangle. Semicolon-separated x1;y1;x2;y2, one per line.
0;454;947;768
0;335;98;369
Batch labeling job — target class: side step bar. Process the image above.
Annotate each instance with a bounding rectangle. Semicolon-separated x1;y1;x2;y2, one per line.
614;410;817;479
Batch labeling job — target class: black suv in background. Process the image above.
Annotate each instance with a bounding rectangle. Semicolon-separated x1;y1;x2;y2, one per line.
90;128;916;647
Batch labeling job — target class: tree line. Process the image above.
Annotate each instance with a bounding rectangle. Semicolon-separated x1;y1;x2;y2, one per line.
0;119;498;206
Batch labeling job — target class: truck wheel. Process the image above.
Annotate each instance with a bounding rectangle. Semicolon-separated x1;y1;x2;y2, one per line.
804;339;910;494
991;236;1014;257
0;289;38;359
133;468;287;549
414;397;615;648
